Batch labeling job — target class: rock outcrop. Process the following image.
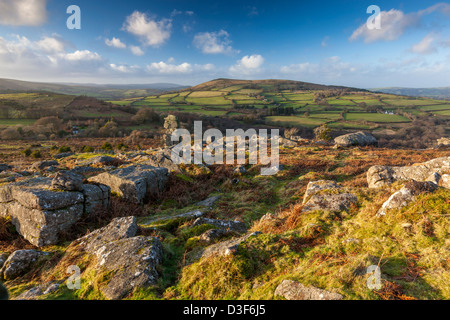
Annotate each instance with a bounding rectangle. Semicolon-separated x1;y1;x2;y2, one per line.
334;131;377;147
302;180;357;213
302;180;341;204
0;250;42;280
192;217;247;234
30;160;59;171
441;174;450;189
197;232;261;260
0;177;110;246
72;216;163;300
88;164;168;204
163;115;179;147
367;157;450;188
378;180;439;216
144;149;180;172
274;280;343;300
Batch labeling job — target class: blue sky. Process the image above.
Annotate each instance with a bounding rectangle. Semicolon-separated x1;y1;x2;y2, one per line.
0;0;449;88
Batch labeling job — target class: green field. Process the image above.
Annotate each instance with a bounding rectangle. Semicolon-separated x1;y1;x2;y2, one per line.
0;119;36;126
266;116;327;127
344;112;410;122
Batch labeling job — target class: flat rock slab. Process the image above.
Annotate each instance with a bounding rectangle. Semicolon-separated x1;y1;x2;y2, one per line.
88;165;168;204
72;216;162;300
334;131;377;147
192;217;247;234
367;156;450;188
303;180;341;204
144;210;203;226
302;192;357;213
0;250;42;280
143;149;180;172
74;216;138;253
275;280;343;300
196;196;221;207
198;232;261;260
378;180;438;216
0;177;110;247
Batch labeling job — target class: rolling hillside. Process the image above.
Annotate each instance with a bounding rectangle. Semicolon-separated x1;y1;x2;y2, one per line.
0;78;188;100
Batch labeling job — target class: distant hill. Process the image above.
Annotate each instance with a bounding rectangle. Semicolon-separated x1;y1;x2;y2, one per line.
372;87;450;100
0;78;189;100
191;78;366;92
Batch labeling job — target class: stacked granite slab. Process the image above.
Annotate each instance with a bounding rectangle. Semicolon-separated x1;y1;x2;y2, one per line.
0;177;110;247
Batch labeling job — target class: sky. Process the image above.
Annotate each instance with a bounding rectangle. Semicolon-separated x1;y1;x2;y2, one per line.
0;0;449;88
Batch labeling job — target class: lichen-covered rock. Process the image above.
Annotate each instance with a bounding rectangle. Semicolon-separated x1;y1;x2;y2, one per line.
303;180;341;204
197;232;261;260
71;216;163;300
279;137;297;148
0;250;42;280
81;184;111;215
30;160;58;171
0;177;110;247
77;156;119;167
143;210;203;229
88;165;168;204
51;171;84;192
367;157;450;188
378;180;438;216
334;131;377;147
437;137;450;147
14;281;61;300
199;229;228;242
302;192;357;213
94;236;163;300
74;216;138;252
192;217;247;234
439;174;450;189
163;115;179;147
53;152;75;159
0;253;7;269
196;196;221;207
143;149;179;172
274;280;343;300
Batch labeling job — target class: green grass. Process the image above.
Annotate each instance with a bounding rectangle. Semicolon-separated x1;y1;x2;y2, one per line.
266;116;327;127
433;110;450;116
344;113;410;123
0;119;36;126
186;97;232;105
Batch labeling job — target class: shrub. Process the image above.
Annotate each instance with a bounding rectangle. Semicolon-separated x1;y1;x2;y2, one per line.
81;145;94;153
58;146;72;153
31;150;42;158
116;143;128;151
21;148;32;157
101;142;113;151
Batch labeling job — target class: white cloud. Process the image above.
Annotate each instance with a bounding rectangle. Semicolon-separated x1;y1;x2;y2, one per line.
105;37;126;49
350;3;450;44
147;61;193;74
229;54;265;75
280;56;359;82
110;63;138;73
0;0;47;26
410;33;437;54
123;11;172;47
62;50;102;62
350;9;419;43
146;61;215;75
36;36;66;53
193;30;238;55
130;45;144;56
321;36;329;47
